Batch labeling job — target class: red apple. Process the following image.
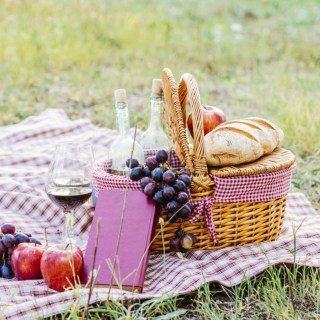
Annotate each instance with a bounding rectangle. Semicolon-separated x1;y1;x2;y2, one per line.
187;105;226;138
11;243;46;280
40;244;83;292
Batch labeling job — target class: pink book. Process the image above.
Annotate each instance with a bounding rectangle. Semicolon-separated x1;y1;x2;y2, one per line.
80;189;157;293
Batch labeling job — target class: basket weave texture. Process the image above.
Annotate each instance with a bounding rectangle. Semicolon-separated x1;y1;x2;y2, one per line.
149;68;296;253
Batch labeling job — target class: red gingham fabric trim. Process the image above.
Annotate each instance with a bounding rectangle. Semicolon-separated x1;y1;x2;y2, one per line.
211;165;296;203
93;155;294;245
92;161;141;192
92;150;181;194
190;197;219;245
94;157;294;204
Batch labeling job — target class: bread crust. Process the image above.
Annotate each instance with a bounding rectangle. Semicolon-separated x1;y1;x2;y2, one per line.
204;117;284;166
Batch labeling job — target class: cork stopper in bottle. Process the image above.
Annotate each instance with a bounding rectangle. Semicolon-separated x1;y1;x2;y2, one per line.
114;89;127;103
151;79;163;97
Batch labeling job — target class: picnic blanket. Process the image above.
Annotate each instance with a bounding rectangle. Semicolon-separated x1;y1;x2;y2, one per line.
0;109;319;320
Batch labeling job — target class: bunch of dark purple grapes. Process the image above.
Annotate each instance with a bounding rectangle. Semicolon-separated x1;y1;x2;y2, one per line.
0;223;41;279
127;150;198;253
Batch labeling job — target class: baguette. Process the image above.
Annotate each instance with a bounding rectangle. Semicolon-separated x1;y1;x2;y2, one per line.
204;117;284;166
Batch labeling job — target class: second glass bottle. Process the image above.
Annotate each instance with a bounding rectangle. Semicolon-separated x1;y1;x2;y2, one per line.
139;79;170;151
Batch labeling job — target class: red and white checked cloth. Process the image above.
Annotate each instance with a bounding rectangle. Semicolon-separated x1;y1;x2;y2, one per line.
92;151;181;192
0;109;319;320
211;166;295;203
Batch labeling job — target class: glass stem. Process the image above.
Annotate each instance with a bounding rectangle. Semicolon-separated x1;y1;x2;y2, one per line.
64;210;74;243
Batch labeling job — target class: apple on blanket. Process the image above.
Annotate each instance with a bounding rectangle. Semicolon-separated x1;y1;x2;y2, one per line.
11;242;83;292
40;244;83;292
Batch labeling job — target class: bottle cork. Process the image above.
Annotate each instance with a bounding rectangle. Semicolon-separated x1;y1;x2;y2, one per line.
114;89;127;103
151;79;163;97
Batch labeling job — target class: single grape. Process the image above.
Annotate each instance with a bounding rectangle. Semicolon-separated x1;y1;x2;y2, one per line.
177;192;189;204
166;212;179;223
189;234;198;245
180;234;193;249
166;200;180;213
145;156;159;169
1;223;15;235
2;234;15;248
179;168;191;177
144;183;157;198
186;202;195;213
142;166;152;177
163;186;176;200
175;228;185;239
129;167;144;181
125;158;140;168
0;240;5;255
153;190;165;204
155;150;168;163
172;180;187;192
15;233;30;245
179;205;192;220
178;174;191;187
151;168;164;182
1;265;14;279
169;238;182;252
140;177;155;189
162;170;176;184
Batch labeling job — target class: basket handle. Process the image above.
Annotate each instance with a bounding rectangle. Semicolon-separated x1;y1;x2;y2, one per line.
178;73;209;176
162;68;194;172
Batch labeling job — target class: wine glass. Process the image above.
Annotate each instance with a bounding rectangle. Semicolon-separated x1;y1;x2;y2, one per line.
46;141;94;246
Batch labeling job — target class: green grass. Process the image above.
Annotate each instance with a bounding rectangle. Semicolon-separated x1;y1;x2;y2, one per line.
0;0;319;318
1;0;320;158
51;264;320;319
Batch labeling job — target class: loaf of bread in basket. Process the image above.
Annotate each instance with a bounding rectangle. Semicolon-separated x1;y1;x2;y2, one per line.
204;117;284;166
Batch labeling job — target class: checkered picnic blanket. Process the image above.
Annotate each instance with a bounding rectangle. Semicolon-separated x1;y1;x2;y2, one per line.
0;109;319;320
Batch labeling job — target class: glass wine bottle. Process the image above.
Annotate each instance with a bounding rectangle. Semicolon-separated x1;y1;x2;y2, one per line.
108;89;145;174
139;79;170;151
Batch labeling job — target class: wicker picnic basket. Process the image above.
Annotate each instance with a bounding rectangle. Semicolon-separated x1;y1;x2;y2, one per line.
147;68;296;253
92;68;296;254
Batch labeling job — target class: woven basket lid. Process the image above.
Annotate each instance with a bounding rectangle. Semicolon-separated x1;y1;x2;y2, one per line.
209;148;295;178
